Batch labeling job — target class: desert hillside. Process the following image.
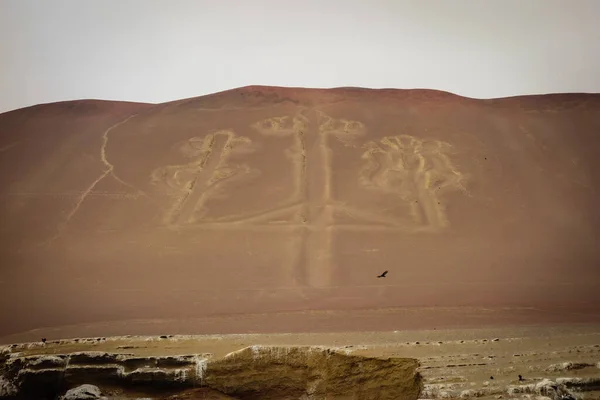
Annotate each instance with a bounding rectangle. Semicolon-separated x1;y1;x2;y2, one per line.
1;86;599;339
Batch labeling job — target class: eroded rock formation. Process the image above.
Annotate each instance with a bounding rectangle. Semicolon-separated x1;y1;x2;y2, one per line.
0;345;422;399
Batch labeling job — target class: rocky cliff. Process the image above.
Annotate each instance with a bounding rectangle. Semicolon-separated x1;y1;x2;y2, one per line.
0;345;422;399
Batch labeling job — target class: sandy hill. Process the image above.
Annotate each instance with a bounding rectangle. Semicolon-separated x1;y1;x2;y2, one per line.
1;86;599;340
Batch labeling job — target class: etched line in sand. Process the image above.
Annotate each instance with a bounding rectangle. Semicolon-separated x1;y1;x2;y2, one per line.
249;113;311;284
333;201;408;227
45;114;141;244
293;110;367;288
294;110;333;287
251;114;309;204
359;134;468;230
3;192;142;199
100;115;154;202
52;170;111;237
201;202;304;225
152;131;259;225
163;223;436;233
0;141;22;152
174;133;230;224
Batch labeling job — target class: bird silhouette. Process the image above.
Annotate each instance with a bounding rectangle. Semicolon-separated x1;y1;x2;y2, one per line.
377;270;388;278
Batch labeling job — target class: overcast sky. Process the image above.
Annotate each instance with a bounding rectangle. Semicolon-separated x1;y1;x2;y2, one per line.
1;0;599;113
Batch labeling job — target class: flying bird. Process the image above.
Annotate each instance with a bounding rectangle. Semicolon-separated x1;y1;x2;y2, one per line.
377;270;388;278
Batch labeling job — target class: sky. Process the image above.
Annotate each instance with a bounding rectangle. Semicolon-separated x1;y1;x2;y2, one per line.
1;0;599;113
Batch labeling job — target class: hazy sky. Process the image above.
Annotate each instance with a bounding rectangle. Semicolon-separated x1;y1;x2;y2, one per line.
1;0;599;113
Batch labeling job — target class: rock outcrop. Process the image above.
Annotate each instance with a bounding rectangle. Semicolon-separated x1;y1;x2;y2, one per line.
59;384;102;400
507;378;575;400
0;346;422;399
208;346;421;399
0;376;17;398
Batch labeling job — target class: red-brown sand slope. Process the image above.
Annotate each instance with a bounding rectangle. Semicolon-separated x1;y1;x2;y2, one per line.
1;86;599;337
